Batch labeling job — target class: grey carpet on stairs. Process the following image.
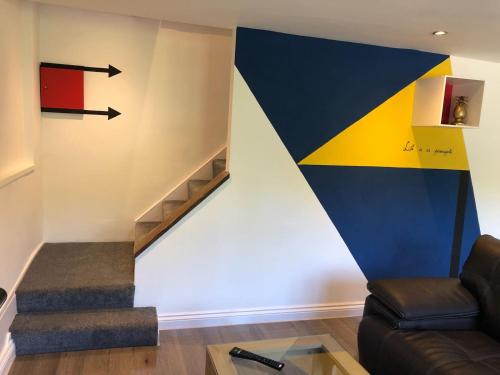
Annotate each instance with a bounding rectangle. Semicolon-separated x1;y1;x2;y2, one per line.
11;242;158;355
16;242;135;312
11;307;158;355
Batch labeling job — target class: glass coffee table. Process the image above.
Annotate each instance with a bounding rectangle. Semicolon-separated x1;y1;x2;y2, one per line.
205;334;368;375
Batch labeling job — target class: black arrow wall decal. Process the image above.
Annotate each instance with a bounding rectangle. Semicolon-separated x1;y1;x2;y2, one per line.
41;107;121;120
40;62;122;77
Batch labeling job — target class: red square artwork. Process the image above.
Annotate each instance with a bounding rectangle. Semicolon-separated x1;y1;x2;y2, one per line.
40;67;84;110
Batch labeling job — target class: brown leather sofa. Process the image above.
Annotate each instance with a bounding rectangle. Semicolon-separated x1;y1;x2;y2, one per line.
358;235;500;375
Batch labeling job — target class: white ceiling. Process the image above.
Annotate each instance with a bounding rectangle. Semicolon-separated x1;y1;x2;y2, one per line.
33;0;500;62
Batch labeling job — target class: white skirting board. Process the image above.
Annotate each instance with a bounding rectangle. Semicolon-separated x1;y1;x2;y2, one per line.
158;301;364;330
0;334;15;375
0;241;43;375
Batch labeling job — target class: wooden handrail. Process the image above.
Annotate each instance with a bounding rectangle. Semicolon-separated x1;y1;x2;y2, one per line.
134;171;230;257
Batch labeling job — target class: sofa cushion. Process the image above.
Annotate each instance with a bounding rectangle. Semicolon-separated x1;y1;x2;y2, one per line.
359;315;500;375
461;234;500;341
364;295;478;330
367;278;479;320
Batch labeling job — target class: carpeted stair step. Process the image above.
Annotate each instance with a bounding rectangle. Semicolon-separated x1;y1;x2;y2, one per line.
188;179;210;197
10;307;158;355
212;159;226;177
162;200;186;220
16;242;135;313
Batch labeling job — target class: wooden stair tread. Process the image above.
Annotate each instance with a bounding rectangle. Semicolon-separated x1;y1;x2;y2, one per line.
212;159;226;177
135;221;162;243
163;200;187;221
188;179;210;197
134;171;230;257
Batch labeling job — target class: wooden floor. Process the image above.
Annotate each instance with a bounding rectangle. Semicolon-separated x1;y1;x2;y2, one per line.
9;317;361;375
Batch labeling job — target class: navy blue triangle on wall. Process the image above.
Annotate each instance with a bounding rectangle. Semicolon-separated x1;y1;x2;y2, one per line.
299;166;480;280
235;27;449;162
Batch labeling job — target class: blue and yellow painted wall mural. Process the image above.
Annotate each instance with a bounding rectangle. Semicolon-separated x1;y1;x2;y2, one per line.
235;27;480;280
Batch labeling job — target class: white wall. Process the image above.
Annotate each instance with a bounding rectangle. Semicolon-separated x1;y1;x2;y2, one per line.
0;0;42;365
135;69;367;327
0;0;38;178
453;56;500;238
39;5;233;242
132;55;500;330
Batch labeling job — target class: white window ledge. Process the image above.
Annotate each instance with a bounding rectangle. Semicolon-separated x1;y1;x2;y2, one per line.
0;163;35;189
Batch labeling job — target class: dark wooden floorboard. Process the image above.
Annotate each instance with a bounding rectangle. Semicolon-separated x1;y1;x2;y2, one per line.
9;317;361;375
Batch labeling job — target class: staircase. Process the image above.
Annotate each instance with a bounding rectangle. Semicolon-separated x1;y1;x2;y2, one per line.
10;242;158;355
9;148;229;355
134;148;230;257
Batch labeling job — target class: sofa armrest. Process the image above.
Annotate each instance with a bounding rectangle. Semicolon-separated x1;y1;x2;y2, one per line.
367;278;479;324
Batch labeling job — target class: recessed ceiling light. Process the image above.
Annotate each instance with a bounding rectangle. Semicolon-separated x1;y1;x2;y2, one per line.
432;30;448;36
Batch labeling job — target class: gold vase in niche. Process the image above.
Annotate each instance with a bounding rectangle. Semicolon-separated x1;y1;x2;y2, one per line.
452;96;468;125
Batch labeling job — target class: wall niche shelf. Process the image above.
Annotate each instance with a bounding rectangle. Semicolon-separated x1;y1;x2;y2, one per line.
412;75;485;128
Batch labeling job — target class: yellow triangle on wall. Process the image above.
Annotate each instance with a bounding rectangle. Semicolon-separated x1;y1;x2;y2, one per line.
299;58;469;171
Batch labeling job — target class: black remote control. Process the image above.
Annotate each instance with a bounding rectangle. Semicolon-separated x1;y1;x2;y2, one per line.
229;347;285;371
